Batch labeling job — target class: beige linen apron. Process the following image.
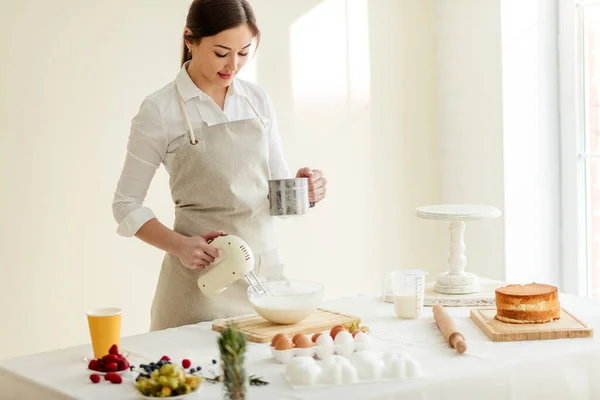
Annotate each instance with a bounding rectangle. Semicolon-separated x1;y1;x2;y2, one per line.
149;86;284;331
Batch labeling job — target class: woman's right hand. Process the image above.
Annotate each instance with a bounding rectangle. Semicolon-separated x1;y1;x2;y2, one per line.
176;231;224;270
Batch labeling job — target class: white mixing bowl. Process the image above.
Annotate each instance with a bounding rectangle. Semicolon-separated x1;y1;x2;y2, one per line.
247;280;324;324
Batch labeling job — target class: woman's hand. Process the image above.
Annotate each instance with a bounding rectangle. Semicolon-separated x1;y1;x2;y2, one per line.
176;231;224;270
296;167;327;205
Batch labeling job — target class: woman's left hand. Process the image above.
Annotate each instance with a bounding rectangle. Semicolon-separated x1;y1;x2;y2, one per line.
296;167;327;205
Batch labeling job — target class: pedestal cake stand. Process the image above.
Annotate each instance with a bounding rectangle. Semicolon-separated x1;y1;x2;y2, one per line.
415;204;502;300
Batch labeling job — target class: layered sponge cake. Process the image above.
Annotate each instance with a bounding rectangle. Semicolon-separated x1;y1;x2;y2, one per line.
495;283;560;324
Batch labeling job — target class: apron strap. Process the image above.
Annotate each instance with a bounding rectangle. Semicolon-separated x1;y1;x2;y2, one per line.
176;86;198;145
244;97;267;128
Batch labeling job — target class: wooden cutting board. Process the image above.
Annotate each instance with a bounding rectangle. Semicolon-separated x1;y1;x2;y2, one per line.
470;307;594;342
212;308;361;343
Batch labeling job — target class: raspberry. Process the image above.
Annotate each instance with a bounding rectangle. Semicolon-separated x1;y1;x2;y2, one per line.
102;354;119;364
89;374;101;384
160;355;170;361
109;344;119;355
105;362;118;372
181;359;191;369
107;373;122;384
105;372;118;381
117;360;129;371
90;359;105;372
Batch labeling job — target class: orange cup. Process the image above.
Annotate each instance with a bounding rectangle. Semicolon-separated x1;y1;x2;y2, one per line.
86;307;122;359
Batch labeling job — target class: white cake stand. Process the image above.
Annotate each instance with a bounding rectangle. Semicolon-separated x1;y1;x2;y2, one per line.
415;204;502;295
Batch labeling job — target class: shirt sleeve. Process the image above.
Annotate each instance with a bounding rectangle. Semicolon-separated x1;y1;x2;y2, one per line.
265;94;291;179
112;97;167;237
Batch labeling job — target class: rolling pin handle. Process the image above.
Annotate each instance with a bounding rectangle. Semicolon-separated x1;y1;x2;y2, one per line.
448;332;467;354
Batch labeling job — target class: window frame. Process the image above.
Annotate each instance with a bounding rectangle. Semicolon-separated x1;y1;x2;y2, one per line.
559;0;596;296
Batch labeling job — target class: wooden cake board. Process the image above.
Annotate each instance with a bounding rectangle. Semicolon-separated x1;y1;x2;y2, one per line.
470;307;594;342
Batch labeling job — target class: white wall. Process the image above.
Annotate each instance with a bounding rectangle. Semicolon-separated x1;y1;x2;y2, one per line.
501;0;561;287
434;0;506;281
0;0;443;360
433;0;561;286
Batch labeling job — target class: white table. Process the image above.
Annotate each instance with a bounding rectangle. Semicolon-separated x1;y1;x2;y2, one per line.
1;292;599;400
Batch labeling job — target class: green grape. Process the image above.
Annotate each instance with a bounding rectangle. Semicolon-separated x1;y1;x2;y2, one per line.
160;364;175;376
168;377;179;390
135;362;203;397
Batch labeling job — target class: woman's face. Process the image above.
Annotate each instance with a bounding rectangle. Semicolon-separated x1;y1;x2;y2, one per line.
186;24;254;89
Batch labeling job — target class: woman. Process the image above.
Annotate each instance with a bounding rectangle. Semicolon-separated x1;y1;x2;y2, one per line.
112;0;327;331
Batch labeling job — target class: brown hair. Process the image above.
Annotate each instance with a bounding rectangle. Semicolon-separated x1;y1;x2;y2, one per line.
181;0;261;67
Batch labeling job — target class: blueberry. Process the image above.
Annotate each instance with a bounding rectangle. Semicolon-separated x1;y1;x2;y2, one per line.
212;359;217;365
197;366;202;371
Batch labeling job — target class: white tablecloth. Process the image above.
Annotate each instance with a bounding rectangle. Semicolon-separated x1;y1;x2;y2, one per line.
1;293;599;400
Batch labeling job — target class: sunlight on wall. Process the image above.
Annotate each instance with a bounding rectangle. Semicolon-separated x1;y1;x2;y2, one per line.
290;0;371;108
273;0;379;298
346;0;371;104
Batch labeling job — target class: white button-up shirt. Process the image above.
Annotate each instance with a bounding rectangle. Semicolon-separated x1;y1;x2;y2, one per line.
112;62;290;237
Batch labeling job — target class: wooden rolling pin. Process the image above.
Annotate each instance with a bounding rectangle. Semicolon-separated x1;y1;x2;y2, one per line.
432;304;467;354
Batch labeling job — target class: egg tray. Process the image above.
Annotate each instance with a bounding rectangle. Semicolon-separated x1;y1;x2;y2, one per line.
281;351;424;389
270;331;374;364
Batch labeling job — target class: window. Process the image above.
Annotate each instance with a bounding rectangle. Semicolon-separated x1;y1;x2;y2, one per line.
560;0;600;297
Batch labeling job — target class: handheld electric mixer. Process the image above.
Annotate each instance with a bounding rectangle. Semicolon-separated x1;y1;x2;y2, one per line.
196;234;269;297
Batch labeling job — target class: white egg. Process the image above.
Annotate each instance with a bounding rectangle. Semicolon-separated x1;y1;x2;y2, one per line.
333;330;353;345
314;333;335;360
352;331;372;350
314;344;334;360
334;331;355;357
315;333;334;347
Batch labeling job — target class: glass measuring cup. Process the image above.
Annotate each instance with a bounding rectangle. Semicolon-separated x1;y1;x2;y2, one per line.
385;270;427;319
